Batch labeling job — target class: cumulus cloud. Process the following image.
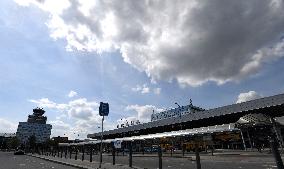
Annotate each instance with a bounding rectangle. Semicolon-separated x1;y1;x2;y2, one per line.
131;84;150;94
153;88;161;95
14;0;284;86
236;91;262;103
132;84;161;95
49;120;71;130
68;90;77;98
48;119;85;139
67;98;99;120
0;118;17;133
125;104;163;122
30;97;110;139
29;97;99;120
29;98;58;109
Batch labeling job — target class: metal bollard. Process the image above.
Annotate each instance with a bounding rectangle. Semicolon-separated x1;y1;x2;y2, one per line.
90;147;93;162
129;142;133;168
75;149;78;160
70;149;72;159
158;145;162;169
195;143;201;169
112;146;115;165
82;146;85;161
65;147;67;158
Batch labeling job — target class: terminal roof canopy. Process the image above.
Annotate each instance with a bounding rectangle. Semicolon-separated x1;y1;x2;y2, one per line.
88;93;284;140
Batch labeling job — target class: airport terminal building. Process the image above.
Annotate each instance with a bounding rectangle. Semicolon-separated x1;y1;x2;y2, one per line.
88;94;284;152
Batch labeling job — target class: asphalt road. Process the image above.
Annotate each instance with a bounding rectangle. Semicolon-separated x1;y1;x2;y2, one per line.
0;152;77;169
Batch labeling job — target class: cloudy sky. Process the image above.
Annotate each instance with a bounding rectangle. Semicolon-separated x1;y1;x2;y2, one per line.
0;0;284;139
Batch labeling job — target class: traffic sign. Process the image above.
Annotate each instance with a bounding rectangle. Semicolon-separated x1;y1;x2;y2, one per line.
113;140;122;149
99;102;109;116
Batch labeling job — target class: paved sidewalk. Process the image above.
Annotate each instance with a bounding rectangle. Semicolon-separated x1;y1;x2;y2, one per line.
28;154;143;169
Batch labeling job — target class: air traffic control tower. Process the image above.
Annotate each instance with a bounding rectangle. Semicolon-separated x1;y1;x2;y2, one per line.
16;108;52;144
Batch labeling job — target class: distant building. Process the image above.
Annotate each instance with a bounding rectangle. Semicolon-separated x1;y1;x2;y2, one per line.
0;133;16;149
16;108;52;144
0;133;16;138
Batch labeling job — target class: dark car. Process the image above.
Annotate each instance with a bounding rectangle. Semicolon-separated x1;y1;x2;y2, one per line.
144;146;159;152
14;149;25;155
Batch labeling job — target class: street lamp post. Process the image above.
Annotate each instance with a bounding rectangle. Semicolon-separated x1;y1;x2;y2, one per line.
175;102;181;118
99;116;104;168
174;102;181;108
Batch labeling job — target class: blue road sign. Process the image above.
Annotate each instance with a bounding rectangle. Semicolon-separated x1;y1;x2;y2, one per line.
99;102;109;116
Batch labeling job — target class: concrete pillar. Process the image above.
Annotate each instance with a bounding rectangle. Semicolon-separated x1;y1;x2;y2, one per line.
247;130;253;150
271;117;284;150
270;135;284;169
240;130;247;151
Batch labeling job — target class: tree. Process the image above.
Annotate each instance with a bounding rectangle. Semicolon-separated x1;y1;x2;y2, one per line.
7;137;20;149
28;135;36;150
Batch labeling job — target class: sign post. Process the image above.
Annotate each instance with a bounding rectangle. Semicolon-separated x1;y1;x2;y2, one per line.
99;102;109;168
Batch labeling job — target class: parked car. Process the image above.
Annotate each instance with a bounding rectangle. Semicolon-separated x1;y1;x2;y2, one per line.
144;146;159;152
143;147;152;152
14;149;25;155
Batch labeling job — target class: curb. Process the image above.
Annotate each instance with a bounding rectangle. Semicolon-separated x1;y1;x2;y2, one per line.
103;154;193;159
27;154;144;169
27;154;90;169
